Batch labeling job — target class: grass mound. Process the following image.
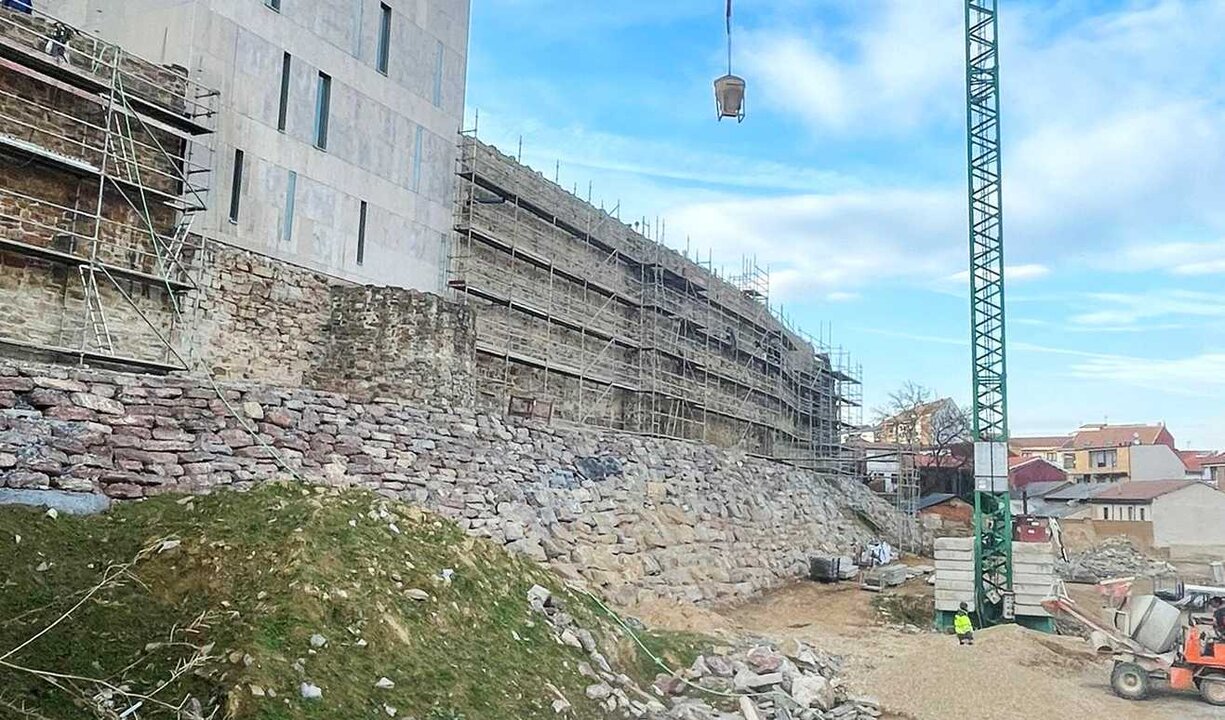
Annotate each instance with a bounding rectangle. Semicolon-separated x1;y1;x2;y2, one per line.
0;485;708;719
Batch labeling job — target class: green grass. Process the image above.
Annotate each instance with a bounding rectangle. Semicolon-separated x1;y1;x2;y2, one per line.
0;484;703;719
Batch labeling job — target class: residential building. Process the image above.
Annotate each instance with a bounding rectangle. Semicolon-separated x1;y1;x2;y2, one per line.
1179;450;1215;481
1084;480;1225;551
1014;424;1181;484
1009;456;1066;491
917;493;973;534
44;0;470;291
1010;435;1070;465
877;398;958;447
1204;454;1225;488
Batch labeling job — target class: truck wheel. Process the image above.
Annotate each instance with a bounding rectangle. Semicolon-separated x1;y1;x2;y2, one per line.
1111;662;1150;701
1201;677;1225;706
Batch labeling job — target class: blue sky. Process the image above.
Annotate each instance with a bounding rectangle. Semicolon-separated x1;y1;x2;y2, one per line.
464;0;1225;449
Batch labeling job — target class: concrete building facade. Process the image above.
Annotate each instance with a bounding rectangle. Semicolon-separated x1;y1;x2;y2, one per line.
1083;481;1225;551
45;0;470;291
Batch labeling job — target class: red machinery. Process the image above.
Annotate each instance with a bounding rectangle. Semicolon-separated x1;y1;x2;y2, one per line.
1044;586;1225;706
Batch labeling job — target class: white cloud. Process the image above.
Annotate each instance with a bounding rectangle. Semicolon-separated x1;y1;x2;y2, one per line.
742;0;963;134
1112;238;1225;276
1069;353;1225;394
1069;290;1225;327
943;264;1051;285
665;188;963;301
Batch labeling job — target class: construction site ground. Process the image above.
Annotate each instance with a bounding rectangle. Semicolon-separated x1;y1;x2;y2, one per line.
636;575;1219;720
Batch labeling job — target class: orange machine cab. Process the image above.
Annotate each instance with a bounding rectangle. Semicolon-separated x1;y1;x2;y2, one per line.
1185;628;1225;668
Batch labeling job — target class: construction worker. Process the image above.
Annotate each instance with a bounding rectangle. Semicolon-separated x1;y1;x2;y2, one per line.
954;602;975;645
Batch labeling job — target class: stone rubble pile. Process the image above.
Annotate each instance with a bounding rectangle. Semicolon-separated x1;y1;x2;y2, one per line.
529;585;881;720
1057;538;1175;583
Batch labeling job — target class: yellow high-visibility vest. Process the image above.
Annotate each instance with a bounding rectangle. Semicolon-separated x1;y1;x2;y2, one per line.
954;613;974;634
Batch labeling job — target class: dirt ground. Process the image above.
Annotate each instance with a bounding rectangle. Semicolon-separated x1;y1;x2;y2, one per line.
635;579;1221;720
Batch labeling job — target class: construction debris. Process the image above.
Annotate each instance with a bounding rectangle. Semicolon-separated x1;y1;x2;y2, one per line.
1058;538;1176;583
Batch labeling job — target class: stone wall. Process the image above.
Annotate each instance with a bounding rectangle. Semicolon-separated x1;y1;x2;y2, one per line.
0;359;914;605
305;285;475;406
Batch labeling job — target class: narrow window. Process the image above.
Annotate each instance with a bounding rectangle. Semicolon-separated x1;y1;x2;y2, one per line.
314;72;331;149
228;149;244;223
356;200;368;265
376;3;392;75
265;0;281;11
411;125;424;192
1140;507;1146;521
1127;506;1135;521
432;40;443;107
283;170;297;243
277;52;291;132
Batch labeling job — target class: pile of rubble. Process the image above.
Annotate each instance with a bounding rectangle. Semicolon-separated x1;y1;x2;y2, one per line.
1057;537;1175;583
528;585;881;719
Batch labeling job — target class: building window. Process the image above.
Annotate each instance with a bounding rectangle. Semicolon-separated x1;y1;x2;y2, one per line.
1063;453;1076;470
283;170;297;243
1127;506;1135;521
376;3;392;75
1045;452;1056;462
356;200;368;265
411;125;424;192
314;72;331;149
1089;449;1118;469
265;0;281;11
1101;507;1108;520
228;149;244;223
1140;507;1146;521
277;52;291;132
432;40;444;107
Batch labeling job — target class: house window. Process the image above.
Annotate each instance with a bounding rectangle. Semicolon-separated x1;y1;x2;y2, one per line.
277;52;291;132
1140;507;1146;521
1127;506;1135;521
228;149;244;223
432;40;444;107
376;3;392;75
265;0;281;11
1089;449;1118;469
1045;452;1056;462
282;170;297;243
314;72;331;149
356;200;368;265
1063;453;1076;470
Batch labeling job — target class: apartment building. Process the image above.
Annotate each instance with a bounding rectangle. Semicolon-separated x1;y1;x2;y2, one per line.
1012;423;1184;484
44;0;470;291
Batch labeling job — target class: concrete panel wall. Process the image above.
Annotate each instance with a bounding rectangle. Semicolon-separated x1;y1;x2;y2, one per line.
45;0;470;292
1152;483;1225;549
1129;445;1187;482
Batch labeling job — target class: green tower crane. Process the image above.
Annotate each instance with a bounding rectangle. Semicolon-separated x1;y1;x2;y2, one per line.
965;0;1013;627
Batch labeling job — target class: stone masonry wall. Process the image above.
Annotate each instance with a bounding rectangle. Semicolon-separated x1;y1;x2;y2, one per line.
305;285;475;406
0;359;913;606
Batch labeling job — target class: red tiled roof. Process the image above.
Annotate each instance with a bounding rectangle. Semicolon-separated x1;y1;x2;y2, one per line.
1010;436;1070;449
1068;424;1171;450
1087;479;1199;503
1203;453;1225;467
1180;450;1211;472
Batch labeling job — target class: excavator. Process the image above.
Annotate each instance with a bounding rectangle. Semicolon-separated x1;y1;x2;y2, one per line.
1044;577;1225;706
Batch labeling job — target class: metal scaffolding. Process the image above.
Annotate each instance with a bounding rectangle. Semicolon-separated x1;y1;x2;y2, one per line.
451;132;862;469
0;6;216;370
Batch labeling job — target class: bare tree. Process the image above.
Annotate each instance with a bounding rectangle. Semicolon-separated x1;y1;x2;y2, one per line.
929;400;971;470
876;382;970;463
875;381;934;449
